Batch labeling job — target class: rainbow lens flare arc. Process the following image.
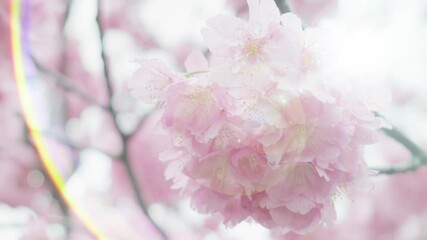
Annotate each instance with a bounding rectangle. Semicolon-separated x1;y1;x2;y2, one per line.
9;0;108;238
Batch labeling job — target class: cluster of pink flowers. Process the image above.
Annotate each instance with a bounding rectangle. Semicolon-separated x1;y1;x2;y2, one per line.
129;0;384;235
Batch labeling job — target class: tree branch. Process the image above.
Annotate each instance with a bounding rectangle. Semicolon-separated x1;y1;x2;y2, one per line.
95;1;168;239
374;125;427;175
31;56;108;110
275;0;290;14
373;160;423;175
382;127;426;159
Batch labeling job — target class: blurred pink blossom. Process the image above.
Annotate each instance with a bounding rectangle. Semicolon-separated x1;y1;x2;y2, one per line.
29;0;67;71
0;80;51;212
100;0;157;49
21;218;50;240
287;0;338;26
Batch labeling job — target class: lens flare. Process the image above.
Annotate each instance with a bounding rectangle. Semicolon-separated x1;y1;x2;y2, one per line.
9;0;108;238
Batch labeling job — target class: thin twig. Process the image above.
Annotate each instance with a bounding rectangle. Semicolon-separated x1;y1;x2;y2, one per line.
373;160;423;175
49;177;71;235
0;224;27;229
274;0;290;14
373;124;427;175
95;2;113;103
31;56;107;110
43;129;119;160
59;0;73;72
96;1;168;239
127;108;156;138
382;127;427;159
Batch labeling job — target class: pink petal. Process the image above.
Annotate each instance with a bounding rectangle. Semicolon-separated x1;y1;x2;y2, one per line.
248;0;280;23
184;50;209;73
270;206;321;232
128;59;176;103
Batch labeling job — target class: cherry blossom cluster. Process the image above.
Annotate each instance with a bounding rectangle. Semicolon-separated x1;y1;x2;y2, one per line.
129;0;385;235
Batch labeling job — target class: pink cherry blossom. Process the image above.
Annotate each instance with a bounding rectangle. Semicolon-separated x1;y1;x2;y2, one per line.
128;0;385;236
282;138;427;240
21;218;50;240
128;59;181;103
202;1;302;85
227;0;249;15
